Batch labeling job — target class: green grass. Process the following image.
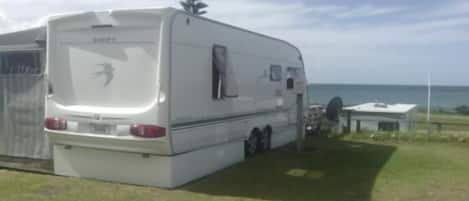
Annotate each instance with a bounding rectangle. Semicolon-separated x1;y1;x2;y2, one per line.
2;138;469;201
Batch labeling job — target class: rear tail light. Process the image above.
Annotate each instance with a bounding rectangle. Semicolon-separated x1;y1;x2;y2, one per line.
130;124;166;138
45;117;67;130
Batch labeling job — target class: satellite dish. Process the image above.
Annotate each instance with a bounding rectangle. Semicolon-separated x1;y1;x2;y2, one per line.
326;97;343;122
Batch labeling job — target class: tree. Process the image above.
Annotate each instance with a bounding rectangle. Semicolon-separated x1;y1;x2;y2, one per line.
326;97;343;122
180;0;208;16
455;105;469;115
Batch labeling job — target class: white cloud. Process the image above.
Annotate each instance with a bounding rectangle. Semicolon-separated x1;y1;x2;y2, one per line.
205;0;315;30
0;9;33;32
333;5;404;18
417;1;469;19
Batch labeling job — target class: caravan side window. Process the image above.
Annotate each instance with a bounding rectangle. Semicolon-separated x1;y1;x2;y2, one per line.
270;65;282;82
286;67;300;90
212;45;238;100
287;67;300;79
0;51;41;75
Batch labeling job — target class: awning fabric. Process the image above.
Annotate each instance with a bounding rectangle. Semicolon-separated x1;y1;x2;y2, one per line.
0;27;46;48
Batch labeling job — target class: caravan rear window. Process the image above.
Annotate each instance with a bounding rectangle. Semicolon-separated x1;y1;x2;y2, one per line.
212;45;238;99
0;52;41;75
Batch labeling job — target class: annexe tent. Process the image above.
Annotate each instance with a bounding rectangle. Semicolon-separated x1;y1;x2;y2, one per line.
0;27;50;159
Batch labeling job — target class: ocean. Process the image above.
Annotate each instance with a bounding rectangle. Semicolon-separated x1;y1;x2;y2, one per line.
307;84;469;110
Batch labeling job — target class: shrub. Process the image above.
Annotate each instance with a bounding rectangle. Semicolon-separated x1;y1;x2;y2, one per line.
455;105;469;115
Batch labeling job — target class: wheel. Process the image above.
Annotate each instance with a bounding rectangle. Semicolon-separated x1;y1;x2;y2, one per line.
258;128;271;152
245;131;259;157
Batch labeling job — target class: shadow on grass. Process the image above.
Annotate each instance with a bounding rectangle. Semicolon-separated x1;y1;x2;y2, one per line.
183;137;396;201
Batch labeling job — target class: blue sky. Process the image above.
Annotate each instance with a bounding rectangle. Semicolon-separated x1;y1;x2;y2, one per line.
1;0;468;86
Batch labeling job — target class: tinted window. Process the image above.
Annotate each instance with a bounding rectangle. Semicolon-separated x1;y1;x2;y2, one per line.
378;122;400;131
212;45;238;99
287;78;294;90
213;45;227;99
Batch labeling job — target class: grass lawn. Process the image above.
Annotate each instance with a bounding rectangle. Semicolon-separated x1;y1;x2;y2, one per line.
1;137;469;201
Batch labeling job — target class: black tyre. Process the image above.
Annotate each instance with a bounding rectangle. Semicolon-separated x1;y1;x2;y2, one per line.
245;131;259;157
258;128;271;152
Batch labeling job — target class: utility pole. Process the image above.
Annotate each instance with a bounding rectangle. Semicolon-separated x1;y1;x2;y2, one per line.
427;72;432;134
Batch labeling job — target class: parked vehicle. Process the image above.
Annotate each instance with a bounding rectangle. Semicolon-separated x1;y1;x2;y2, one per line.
44;8;306;188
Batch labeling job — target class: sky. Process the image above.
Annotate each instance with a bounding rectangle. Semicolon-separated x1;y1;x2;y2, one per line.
1;0;469;86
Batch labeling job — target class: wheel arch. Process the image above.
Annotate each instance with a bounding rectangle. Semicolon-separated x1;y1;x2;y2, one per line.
244;127;261;140
264;125;273;135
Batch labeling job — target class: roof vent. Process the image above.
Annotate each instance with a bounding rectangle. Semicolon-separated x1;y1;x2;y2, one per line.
92;24;114;29
374;103;388;108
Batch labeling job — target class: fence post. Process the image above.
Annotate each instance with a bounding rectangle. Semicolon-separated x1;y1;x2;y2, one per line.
346;111;352;134
296;93;304;153
1;78;8;153
2;79;6;132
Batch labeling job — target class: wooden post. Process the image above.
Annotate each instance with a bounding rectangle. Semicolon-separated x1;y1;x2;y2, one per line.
346;111;352;134
356;120;361;133
2;79;7;133
296;93;304;153
427;72;432;134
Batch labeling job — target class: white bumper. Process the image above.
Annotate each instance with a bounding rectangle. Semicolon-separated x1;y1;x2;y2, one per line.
46;129;171;155
53;140;244;188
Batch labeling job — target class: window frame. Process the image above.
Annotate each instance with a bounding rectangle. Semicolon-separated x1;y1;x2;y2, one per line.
378;121;400;132
269;65;282;82
0;50;42;77
286;67;302;90
212;44;227;100
287;67;300;79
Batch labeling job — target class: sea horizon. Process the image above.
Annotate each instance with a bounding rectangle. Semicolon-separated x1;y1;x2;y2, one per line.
309;82;469;88
307;83;469;110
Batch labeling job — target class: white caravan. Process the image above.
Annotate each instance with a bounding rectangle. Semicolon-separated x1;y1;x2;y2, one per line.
45;8;306;188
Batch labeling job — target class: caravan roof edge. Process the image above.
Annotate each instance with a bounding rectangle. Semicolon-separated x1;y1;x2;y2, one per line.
172;9;303;59
45;7;303;64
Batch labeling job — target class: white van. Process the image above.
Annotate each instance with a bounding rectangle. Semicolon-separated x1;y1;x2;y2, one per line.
45;8;306;188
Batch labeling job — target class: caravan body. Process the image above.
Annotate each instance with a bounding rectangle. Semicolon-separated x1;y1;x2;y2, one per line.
45;8;306;188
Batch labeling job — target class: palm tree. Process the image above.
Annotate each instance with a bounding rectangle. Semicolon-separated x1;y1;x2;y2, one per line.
180;0;208;16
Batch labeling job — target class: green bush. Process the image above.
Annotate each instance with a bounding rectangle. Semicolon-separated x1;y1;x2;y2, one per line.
455;105;469;115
